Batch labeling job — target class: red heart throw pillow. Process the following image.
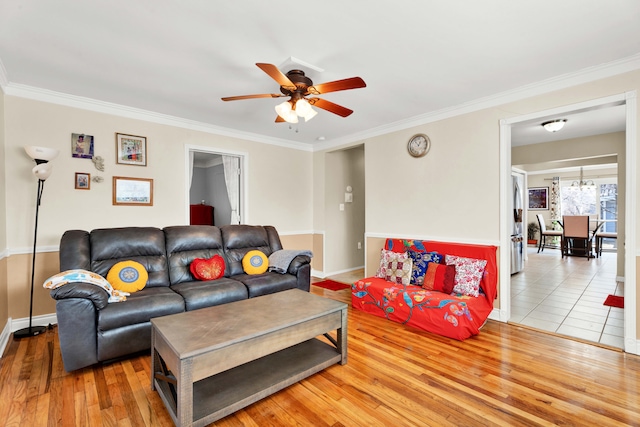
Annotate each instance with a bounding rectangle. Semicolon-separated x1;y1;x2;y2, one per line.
190;255;225;281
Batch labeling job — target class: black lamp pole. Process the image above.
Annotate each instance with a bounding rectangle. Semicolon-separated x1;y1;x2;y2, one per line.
14;176;48;339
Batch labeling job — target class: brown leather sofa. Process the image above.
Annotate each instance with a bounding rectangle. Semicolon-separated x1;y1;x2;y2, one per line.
50;224;311;371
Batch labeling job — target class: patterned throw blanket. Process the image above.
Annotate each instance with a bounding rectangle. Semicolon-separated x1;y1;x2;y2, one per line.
268;249;313;274
43;269;129;303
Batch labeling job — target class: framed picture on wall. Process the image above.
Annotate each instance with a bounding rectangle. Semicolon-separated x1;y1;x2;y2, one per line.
75;172;90;190
116;133;147;166
113;176;153;206
71;133;94;159
528;187;549;210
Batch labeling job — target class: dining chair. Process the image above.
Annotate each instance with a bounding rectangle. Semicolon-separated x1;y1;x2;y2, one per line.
595;230;617;257
562;215;593;259
536;214;563;253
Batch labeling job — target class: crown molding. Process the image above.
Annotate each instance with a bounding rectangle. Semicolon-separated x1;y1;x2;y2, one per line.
314;53;640;152
3;83;313;152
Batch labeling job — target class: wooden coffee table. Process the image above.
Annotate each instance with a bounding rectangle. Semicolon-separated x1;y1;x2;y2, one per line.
151;289;348;427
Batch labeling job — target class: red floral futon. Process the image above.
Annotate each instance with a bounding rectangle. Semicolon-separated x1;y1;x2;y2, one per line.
351;238;498;340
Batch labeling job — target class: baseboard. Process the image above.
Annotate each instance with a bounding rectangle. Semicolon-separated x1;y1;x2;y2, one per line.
0;319;11;357
489;308;507;322
315;266;364;279
11;313;58;332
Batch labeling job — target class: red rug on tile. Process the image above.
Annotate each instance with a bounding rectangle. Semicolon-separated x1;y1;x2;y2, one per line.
604;295;624;308
313;279;351;291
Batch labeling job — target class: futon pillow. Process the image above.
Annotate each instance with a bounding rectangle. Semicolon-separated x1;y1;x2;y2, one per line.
376;249;405;279
190;255;225;281
43;269;129;303
422;263;455;294
242;250;268;275
106;261;148;293
445;255;487;297
407;250;443;285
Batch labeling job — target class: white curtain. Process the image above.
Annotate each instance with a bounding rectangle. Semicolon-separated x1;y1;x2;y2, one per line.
188;151;194;189
222;155;240;224
550;176;561;228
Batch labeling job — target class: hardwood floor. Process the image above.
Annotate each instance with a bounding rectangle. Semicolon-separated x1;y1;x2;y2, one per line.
2;282;640;426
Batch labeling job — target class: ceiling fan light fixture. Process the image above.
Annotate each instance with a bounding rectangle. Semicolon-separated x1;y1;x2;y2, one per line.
302;108;318;122
275;101;298;123
542;119;567;132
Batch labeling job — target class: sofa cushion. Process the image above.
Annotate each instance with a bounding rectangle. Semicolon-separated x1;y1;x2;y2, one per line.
242;250;268;274
190;255;225;281
89;227;170;288
97;287;185;331
171;278;248;311
233;272;298;298
107;260;148;293
221;225;278;276
164;225;228;285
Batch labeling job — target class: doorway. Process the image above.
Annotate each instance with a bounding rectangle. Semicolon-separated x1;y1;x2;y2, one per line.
185;146;247;226
499;92;637;353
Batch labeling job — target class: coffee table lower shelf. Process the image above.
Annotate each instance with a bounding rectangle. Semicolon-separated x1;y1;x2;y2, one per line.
154;338;341;427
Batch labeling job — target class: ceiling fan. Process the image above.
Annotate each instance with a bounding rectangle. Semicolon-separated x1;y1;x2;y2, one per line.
221;63;366;124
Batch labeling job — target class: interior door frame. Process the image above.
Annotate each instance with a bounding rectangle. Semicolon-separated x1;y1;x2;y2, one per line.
185;144;249;225
499;91;637;354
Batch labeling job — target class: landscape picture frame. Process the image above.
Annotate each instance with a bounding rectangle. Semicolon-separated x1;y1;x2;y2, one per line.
113;176;153;206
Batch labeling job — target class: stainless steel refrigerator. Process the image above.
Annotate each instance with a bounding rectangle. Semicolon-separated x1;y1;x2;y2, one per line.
511;172;525;274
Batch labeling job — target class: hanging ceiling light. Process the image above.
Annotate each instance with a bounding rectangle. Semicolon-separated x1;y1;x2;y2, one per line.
570;167;596;190
541;119;567;132
274;98;318;124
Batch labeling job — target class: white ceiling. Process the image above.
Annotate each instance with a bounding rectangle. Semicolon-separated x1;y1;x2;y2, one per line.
1;1;639;147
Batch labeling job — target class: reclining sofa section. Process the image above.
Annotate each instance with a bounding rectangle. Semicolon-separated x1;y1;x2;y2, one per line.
51;224;311;371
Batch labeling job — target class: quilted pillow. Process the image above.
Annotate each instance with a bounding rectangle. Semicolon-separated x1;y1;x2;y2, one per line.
445;255;488;297
190;255;225;280
422;263;455;294
376;249;407;279
407;250;443;285
378;251;413;285
43;269;129;303
242;250;268;275
107;260;148;293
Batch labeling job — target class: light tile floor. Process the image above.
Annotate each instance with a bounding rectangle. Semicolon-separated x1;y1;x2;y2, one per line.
511;246;623;348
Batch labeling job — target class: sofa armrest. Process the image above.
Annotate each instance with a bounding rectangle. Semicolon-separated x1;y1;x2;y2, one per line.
289;256;311;292
50;283;110;310
287;255;311;275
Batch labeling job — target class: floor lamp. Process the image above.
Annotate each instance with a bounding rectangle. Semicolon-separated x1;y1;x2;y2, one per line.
14;146;59;339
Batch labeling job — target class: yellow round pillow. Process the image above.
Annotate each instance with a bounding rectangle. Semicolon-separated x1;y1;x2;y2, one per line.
107;260;148;293
242;250;268;275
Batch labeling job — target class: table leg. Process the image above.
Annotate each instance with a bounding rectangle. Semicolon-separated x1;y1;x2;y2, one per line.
176;358;194;427
338;307;348;365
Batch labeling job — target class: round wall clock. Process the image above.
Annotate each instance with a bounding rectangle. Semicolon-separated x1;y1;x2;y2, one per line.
407;133;431;158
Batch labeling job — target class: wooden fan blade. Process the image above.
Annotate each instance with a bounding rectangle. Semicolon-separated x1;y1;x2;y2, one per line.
221;93;284;101
307;77;366;95
308;98;353;117
256;63;297;91
275;115;285;123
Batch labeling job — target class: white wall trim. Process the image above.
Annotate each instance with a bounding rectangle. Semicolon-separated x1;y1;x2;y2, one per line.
0;319;11;358
9;245;59;256
11;313;57;333
5;83;313;152
500;91;638;355
315;54;640;151
623;90;637;354
3;55;640;154
316;266;364;280
185;145;250;226
365;231;500;247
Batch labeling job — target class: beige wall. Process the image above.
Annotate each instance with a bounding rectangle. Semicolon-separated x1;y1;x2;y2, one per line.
323;146;365;274
347;69;640;337
3;96;314;320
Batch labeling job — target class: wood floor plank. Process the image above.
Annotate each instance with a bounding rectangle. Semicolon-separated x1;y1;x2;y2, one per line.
1;288;640;426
